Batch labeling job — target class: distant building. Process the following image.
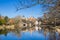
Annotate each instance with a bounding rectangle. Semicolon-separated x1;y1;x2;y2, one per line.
0;16;4;19
28;16;36;22
35;20;38;26
28;16;36;27
16;16;42;28
8;19;15;25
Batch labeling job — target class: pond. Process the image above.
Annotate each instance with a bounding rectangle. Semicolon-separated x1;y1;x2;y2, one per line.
0;28;60;40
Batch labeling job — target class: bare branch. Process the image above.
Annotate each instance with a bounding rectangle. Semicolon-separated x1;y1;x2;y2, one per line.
15;0;58;11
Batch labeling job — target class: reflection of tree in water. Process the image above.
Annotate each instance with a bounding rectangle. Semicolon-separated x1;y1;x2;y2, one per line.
38;29;43;33
11;30;21;38
57;33;60;40
48;29;56;40
43;28;49;40
0;30;8;36
38;28;49;40
0;29;21;38
39;28;57;40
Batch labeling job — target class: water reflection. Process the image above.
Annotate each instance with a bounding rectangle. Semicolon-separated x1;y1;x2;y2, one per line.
0;27;60;40
0;30;8;36
49;30;56;40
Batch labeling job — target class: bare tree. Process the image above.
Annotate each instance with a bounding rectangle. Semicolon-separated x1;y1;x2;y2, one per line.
48;0;60;19
15;0;58;11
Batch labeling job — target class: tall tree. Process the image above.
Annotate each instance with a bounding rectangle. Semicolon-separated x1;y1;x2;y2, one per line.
0;19;6;25
47;0;60;20
4;16;9;24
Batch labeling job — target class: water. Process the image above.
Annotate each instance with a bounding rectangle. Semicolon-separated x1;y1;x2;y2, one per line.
0;28;60;40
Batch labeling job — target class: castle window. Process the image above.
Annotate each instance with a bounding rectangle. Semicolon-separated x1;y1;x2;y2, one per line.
23;24;25;26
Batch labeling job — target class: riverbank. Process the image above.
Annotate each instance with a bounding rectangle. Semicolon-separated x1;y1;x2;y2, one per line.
0;25;15;30
0;25;60;33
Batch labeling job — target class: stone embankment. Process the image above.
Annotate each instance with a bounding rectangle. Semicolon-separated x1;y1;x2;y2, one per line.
0;25;15;30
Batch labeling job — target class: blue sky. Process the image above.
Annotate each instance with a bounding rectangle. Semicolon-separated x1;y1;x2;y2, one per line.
0;0;49;18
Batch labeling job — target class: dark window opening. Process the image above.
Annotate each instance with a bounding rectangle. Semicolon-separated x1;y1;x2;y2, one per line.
23;24;25;26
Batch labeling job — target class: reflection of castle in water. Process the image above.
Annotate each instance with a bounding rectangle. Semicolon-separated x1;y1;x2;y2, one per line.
0;27;60;40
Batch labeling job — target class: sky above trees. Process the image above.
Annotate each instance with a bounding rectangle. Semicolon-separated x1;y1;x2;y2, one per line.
0;0;57;18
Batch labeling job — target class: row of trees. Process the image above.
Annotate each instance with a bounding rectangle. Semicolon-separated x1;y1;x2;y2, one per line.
42;0;60;26
0;16;9;25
